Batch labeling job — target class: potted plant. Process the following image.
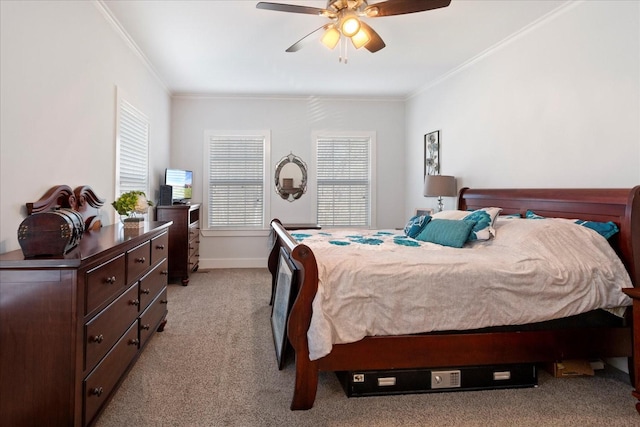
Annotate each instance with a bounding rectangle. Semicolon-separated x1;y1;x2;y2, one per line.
112;191;153;228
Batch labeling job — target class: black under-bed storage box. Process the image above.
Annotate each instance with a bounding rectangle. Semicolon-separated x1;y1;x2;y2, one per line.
336;364;537;397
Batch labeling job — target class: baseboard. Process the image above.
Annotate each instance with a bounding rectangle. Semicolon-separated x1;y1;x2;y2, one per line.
198;257;266;269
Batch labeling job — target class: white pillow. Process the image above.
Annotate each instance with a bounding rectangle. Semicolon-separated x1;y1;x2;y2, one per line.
431;210;468;220
433;207;502;241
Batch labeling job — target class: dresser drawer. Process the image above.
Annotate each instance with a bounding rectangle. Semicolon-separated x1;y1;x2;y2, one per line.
85;254;126;315
139;259;168;312
139;288;168;348
188;238;199;259
84;322;139;426
85;283;140;371
126;241;150;285
188;222;199;243
150;232;168;267
189;252;199;272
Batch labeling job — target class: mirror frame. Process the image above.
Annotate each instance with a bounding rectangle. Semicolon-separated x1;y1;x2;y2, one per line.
274;153;307;202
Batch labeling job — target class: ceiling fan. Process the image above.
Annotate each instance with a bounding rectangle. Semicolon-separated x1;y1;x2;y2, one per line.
256;0;451;60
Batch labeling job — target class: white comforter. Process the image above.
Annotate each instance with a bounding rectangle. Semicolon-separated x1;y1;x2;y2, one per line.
288;218;633;361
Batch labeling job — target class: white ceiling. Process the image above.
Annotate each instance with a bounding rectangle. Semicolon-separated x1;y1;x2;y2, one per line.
101;0;569;98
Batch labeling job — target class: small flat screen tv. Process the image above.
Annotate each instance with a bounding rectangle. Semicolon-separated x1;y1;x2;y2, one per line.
165;168;193;202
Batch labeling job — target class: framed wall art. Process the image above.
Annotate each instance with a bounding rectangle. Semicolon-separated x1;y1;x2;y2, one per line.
424;130;440;176
271;247;299;370
415;208;434;217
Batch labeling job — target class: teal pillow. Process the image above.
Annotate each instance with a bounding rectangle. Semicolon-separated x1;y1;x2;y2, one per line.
415;219;476;248
403;215;431;238
525;210;619;239
574;219;619;239
525;210;545;219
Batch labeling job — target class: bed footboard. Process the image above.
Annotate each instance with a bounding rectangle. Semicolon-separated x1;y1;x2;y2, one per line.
269;219;321;410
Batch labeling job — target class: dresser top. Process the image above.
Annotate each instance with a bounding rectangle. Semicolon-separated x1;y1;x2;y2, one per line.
0;221;172;269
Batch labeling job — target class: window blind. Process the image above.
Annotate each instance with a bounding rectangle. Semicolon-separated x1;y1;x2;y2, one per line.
117;99;149;196
206;136;265;228
316;136;371;227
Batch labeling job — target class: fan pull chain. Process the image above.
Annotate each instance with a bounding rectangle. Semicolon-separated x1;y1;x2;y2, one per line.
339;37;348;64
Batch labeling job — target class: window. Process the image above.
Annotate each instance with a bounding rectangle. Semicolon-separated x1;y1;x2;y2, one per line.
203;131;270;229
314;132;376;227
115;94;150;198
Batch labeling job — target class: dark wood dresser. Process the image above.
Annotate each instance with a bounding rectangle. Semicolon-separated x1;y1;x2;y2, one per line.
156;204;200;285
0;186;172;427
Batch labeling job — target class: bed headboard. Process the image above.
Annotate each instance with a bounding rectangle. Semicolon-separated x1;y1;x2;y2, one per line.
458;187;640;288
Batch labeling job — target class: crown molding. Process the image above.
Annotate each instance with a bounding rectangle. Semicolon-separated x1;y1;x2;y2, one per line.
93;0;170;95
407;0;581;100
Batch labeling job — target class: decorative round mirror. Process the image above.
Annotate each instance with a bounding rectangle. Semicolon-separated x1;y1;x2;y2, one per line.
274;153;307;202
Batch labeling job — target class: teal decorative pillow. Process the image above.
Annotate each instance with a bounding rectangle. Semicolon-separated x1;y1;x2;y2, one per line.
573;220;619;239
415;219;476;248
462;207;502;241
525;210;545;219
403;215;431;238
525;210;619;239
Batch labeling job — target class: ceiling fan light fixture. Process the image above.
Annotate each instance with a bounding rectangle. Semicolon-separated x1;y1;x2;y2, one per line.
364;6;379;17
350;27;370;49
321;26;341;50
340;14;360;37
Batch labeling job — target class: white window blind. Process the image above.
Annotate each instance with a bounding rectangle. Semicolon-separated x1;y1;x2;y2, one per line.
116;98;149;196
205;135;266;228
316;136;371;227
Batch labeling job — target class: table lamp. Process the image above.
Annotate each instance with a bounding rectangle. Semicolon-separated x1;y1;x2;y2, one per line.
423;175;457;212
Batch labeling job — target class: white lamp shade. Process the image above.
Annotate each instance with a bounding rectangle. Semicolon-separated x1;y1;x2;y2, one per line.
321;26;341;50
350;27;371;49
423;175;457;197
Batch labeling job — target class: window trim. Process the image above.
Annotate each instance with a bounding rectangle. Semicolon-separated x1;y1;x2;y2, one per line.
310;130;377;228
202;129;271;233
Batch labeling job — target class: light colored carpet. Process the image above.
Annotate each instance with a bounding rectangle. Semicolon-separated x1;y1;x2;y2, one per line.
96;269;639;427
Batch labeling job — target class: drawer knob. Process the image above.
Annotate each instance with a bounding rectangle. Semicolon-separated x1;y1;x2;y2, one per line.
135;257;146;263
141;324;150;330
141;288;151;295
160;299;168;304
128;338;140;346
105;276;116;284
161;270;169;275
91;387;104;397
156;244;165;250
130;299;140;306
90;334;104;344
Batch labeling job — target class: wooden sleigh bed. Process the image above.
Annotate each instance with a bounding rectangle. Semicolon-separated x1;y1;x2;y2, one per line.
268;187;640;411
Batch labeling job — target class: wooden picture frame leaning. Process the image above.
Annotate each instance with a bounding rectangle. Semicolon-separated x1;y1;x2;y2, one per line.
271;247;299;370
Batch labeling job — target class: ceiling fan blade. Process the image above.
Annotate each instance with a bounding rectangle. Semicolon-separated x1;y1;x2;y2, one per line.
256;2;328;16
286;24;332;52
364;0;451;17
360;22;386;53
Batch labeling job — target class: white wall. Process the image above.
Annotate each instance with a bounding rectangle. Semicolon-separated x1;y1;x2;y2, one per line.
405;0;640;215
404;0;639;374
171;95;405;268
0;1;171;253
